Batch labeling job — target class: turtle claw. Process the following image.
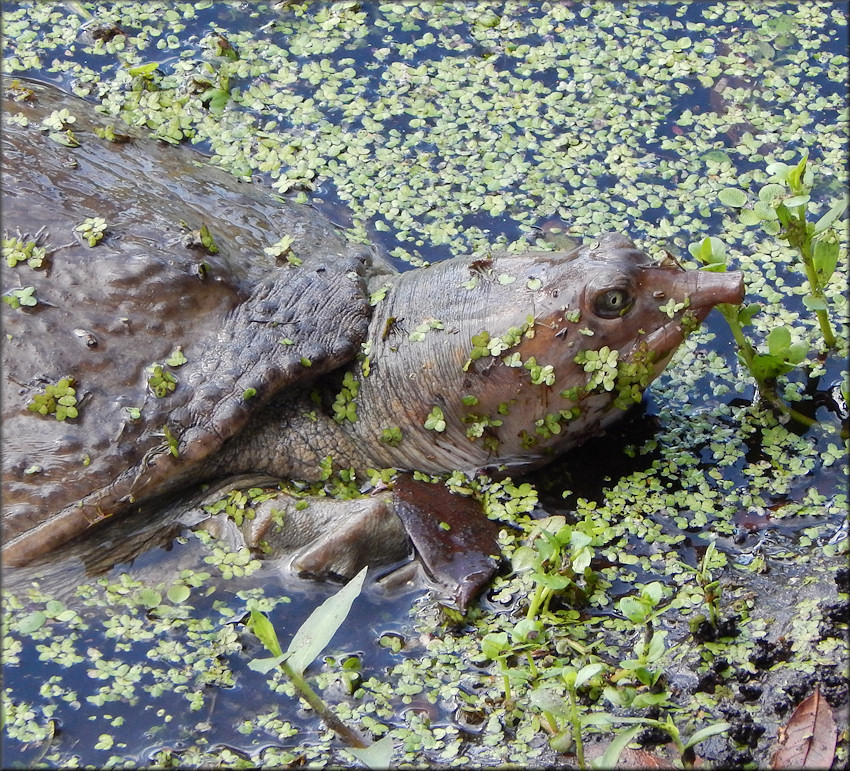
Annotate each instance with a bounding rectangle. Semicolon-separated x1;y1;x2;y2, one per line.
391;474;502;612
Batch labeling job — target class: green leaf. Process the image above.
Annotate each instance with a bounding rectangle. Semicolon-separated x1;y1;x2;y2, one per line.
786;342;808;365
766;326;792;356
127;61;160;77
701;149;731;164
689;236;726;268
424;406;446;432
250;609;284;657
642;581;664;605
718;188;748;208
812;236;840;285
206;88;230;114
758;183;787;204
765;161;791;180
528;686;567;715
787;151;809;192
802;294;828;312
18;611;46;634
646;630;666;662
165;348;187;367
617;597;647;624
813;197;848;236
750;352;792;380
538;573;572;591
137;588;162;609
550;727;574;753
589;725;644;769
247;654;287;674
783;193;810;208
684;722;732;750
481;631;510;659
575;662;606;689
739;208;762;226
345;735;395;770
167;584;191;604
286;565;367;676
737;304;761;326
753;200;780;220
570;530;593;551
511;545;540;572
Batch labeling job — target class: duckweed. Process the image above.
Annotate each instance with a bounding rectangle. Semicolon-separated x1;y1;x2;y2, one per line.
2;1;847;768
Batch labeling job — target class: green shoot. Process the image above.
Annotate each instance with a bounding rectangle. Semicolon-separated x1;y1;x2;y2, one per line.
716;150;846;350
247;567;372;750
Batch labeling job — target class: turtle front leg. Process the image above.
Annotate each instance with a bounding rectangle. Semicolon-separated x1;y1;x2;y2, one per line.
199;476;503;612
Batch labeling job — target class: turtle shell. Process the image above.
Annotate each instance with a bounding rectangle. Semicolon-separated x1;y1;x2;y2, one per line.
2;81;371;563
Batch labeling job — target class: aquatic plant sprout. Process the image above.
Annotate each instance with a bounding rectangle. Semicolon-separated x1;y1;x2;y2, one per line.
693;151;847;425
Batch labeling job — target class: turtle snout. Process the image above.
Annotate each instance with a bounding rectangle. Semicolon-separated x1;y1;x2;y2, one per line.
689;269;745;309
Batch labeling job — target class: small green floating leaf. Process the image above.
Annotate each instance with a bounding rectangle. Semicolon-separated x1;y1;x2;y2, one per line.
424;406;446;432
739;208;762;226
2;286;37;309
264;234;297;262
165;347;187;367
148;364;177;397
3;236;47;268
127;61;160;78
27;377;79;421
94;734;114;751
166;584;191;604
75;217;108;247
137;588;162;609
802;295;828;312
718;187;748;208
18;611;46;634
199;223;219;254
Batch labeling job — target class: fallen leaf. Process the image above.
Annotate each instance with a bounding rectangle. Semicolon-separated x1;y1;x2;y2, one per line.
771;687;837;769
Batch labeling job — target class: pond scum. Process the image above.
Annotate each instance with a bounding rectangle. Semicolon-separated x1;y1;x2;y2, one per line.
2;2;847;768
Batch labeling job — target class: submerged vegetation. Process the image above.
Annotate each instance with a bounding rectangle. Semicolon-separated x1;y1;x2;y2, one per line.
2;1;847;768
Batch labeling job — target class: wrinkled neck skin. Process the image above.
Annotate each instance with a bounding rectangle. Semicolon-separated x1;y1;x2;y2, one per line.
222;236;743;482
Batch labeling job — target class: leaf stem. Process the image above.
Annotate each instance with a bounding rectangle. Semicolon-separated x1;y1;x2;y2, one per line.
279;658;370;748
796;231;837;348
567;684;586;769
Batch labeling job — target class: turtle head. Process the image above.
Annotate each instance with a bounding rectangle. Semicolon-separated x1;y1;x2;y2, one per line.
509;233;745;376
442;234;744;470
358;234;743;475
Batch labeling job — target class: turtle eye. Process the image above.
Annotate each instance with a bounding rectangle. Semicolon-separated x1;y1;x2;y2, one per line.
593;287;632;318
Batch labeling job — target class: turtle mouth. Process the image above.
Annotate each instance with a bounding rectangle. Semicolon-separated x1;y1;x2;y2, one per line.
635;268;745;362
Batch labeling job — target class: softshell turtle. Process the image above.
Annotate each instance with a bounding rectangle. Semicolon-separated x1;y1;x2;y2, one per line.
2;81;744;603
